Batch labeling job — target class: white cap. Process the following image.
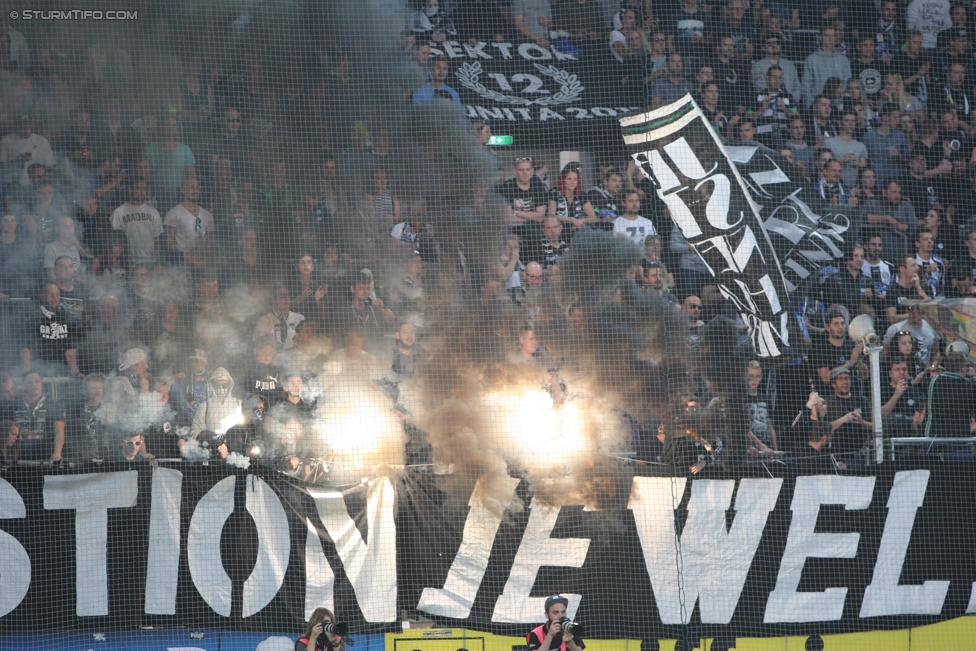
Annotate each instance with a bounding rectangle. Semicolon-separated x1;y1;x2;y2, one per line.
119;348;148;371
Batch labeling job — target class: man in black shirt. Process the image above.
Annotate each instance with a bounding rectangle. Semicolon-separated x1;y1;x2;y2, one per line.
825;366;872;453
850;36;887;101
885;255;931;323
892;30;931;102
536;216;569;268
811;305;866;388
824;245;872;312
924;352;976;437
583;168;622;230
881;357;926;436
240;336;284;406
20;283;82;378
10;371;65;461
950;226;976;297
64;372;107;463
496;156;550;240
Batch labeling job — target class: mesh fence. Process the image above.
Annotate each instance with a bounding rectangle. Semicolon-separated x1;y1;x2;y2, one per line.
1;1;976;650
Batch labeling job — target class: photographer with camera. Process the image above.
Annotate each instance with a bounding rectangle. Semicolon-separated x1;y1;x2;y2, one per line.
526;595;585;651
296;607;348;651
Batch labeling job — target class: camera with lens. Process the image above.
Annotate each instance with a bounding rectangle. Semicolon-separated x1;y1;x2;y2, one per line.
322;622;349;636
558;617;582;635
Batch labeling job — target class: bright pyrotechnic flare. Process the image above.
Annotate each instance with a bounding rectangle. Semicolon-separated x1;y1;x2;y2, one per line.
311;385;407;485
482;388;587;473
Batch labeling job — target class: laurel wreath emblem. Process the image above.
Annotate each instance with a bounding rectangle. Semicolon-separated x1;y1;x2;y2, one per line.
455;61;584;106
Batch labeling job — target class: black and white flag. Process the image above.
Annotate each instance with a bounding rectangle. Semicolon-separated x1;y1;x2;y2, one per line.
620;95;852;357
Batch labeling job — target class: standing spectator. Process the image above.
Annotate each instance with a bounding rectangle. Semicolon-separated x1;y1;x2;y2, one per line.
254;284;305;352
583;167;622;229
163;176;213;256
880;357;926;436
906;0;950;50
784;118;816;178
537;216;569;268
169;349;211;428
814;159;855;205
190;368;243;438
823;111;869;188
514;0;554;48
849;36;887;102
549;163;596;233
824;366;872;453
885;257;932;323
710;37;749;110
824;245;872;311
883;303;941;367
864;180;916;258
715;0;755;59
412;57;461;104
801;27;851;108
651;53;694;108
950;226;976;297
54;108;98;187
932;61;972;122
110;179;163;262
745;361;778;452
876;1;902;57
811;305;866;387
64;372;107;463
891;31;931;104
809;95;839;146
923;351;976;438
497;156;550;239
668;0;710;60
142;116;196;210
751;36;800;98
864;105;909;184
753;66;796;144
44;215;92;280
20;284;81;378
914;229;947;297
0;113;56;187
612;190;656;246
0;213;38;298
9;371;65;461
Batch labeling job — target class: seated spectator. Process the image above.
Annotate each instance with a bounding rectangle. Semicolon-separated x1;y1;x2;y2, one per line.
885;256;932;323
386;250;426;323
612;190;656;246
110;179;163;262
412;56;460;104
823;111;868;189
30;180;70;236
189;367;242;438
254;284;305;352
883;303;941;368
892;30;932;100
408;0;458;42
325;326;384;380
20;283;81;378
751;35;800;98
553;0;605;51
163;176;213;256
802;28;851;108
51;254;88;329
497;156;549;236
391;321;421;380
142;116;196;210
609;9;637;63
671;225;711;299
710;37;750;110
700;83;729;133
814;160;855;206
8;371;65;461
651;53;694;108
0;113;56;187
498;234;527;300
811;305;867;387
824;366;871;453
880;357;926;436
930;62;971;120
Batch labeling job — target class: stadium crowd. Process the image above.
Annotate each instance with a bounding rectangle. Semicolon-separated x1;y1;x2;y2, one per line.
0;0;975;476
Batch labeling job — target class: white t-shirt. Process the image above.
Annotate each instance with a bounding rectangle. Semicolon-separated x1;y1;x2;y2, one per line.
613;215;657;246
0;132;56;186
43;240;80;271
164;203;214;252
111;202;163;259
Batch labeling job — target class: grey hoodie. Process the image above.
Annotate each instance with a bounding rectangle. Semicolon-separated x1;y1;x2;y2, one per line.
190;367;243;436
801;49;851;107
